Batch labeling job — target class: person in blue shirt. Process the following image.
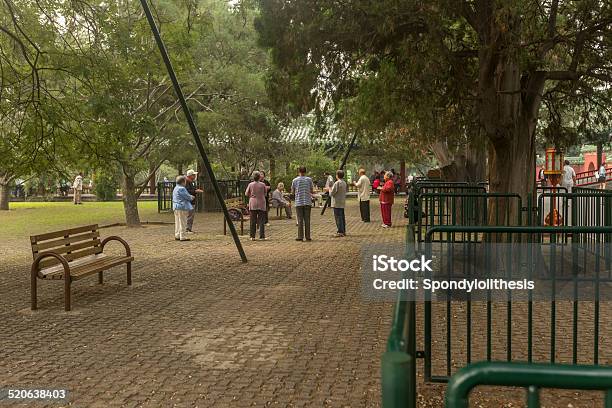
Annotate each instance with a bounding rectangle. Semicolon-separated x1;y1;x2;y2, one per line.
172;176;195;241
291;166;315;241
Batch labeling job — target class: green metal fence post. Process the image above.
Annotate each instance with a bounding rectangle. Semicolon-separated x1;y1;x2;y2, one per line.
526;386;540;408
382;351;414;408
605;390;612;408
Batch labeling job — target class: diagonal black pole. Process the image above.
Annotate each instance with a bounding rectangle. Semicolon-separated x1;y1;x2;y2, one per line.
321;130;359;215
140;0;247;263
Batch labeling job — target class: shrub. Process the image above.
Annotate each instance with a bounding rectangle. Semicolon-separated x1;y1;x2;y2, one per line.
94;169;119;201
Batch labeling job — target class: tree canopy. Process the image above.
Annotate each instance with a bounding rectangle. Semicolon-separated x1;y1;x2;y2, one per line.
255;0;612;201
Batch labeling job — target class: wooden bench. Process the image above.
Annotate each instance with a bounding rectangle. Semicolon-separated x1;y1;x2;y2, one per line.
223;197;250;235
30;224;134;311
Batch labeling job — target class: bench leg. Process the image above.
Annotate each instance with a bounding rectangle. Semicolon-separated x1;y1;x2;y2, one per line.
127;262;132;286
98;271;103;284
30;270;37;311
223;218;227;235
64;278;71;312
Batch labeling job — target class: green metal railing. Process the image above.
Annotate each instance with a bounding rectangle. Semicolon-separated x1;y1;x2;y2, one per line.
423;225;611;382
416;192;522;243
382;225;418;408
445;361;612;408
382;224;612;408
407;183;487;225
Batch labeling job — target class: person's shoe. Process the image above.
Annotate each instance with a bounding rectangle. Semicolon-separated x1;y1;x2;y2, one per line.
296;238;303;241
261;237;268;241
333;233;342;237
382;224;390;229
250;238;256;241
186;230;195;234
175;237;180;241
180;238;191;242
265;223;271;227
305;238;312;241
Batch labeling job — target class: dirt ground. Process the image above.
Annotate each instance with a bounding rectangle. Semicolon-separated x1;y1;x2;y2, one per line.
0;200;608;407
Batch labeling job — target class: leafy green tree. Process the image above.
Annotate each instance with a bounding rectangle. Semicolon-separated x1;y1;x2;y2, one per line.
0;0;68;210
255;0;612;220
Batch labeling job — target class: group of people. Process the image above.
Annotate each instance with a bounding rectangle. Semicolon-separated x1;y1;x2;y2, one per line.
244;167;397;241
371;169;402;193
172;166;399;242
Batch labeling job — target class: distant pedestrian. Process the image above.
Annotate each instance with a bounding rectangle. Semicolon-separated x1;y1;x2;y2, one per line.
561;160;576;193
378;171;395;228
599;161;607;186
72;172;83;205
330;170;347;237
173;176;194;242
353;168;371;222
245;171;269;241
185;169;203;233
292;166;315;241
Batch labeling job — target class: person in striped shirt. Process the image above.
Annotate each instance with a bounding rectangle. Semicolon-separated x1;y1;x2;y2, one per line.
291;166;315;241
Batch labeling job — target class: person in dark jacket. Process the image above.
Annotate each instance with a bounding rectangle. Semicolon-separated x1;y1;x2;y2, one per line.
185;169;203;233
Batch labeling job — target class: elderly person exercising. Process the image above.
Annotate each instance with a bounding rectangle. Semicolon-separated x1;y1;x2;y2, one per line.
271;182;293;219
378;171;395;228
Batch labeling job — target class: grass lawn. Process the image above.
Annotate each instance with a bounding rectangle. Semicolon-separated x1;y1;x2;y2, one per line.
0;201;172;240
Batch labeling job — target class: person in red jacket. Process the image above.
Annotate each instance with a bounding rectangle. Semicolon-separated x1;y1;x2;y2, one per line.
378;171;395;228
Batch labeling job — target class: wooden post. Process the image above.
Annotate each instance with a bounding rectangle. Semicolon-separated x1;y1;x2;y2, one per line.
270;157;276;180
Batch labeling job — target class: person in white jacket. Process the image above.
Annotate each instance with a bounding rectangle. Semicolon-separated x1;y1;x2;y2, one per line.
73;172;83;205
353;168;371;222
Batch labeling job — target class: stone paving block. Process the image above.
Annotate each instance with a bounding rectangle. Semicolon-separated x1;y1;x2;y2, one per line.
0;201;609;407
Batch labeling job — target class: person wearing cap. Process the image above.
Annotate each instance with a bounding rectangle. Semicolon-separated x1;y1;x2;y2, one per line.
173;176;195;241
185;169;203;233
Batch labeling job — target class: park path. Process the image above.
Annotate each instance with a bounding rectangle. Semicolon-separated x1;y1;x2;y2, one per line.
0;201;608;407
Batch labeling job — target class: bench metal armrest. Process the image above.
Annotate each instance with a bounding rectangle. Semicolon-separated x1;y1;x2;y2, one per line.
31;252;70;280
101;236;132;257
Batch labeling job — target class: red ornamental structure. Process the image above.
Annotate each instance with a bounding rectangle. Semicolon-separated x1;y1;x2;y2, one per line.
544;147;564;226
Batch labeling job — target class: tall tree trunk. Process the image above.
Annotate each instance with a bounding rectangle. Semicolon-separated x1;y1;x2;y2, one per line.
480;52;544;226
0;182;10;211
400;160;406;192
431;138;487;182
597;142;603;168
269;157;276;180
149;163;157;195
121;173;141;227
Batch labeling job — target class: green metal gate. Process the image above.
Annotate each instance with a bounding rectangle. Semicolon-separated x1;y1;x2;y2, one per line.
383;224;612;408
445;361;612;408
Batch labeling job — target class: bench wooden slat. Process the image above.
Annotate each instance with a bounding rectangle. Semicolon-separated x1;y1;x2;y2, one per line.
39;247;103;269
31;224;98;243
32;231;100;252
35;238;101;256
42;255;133;280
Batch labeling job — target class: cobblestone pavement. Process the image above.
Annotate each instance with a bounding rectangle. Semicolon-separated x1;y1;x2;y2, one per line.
0;200;609;407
